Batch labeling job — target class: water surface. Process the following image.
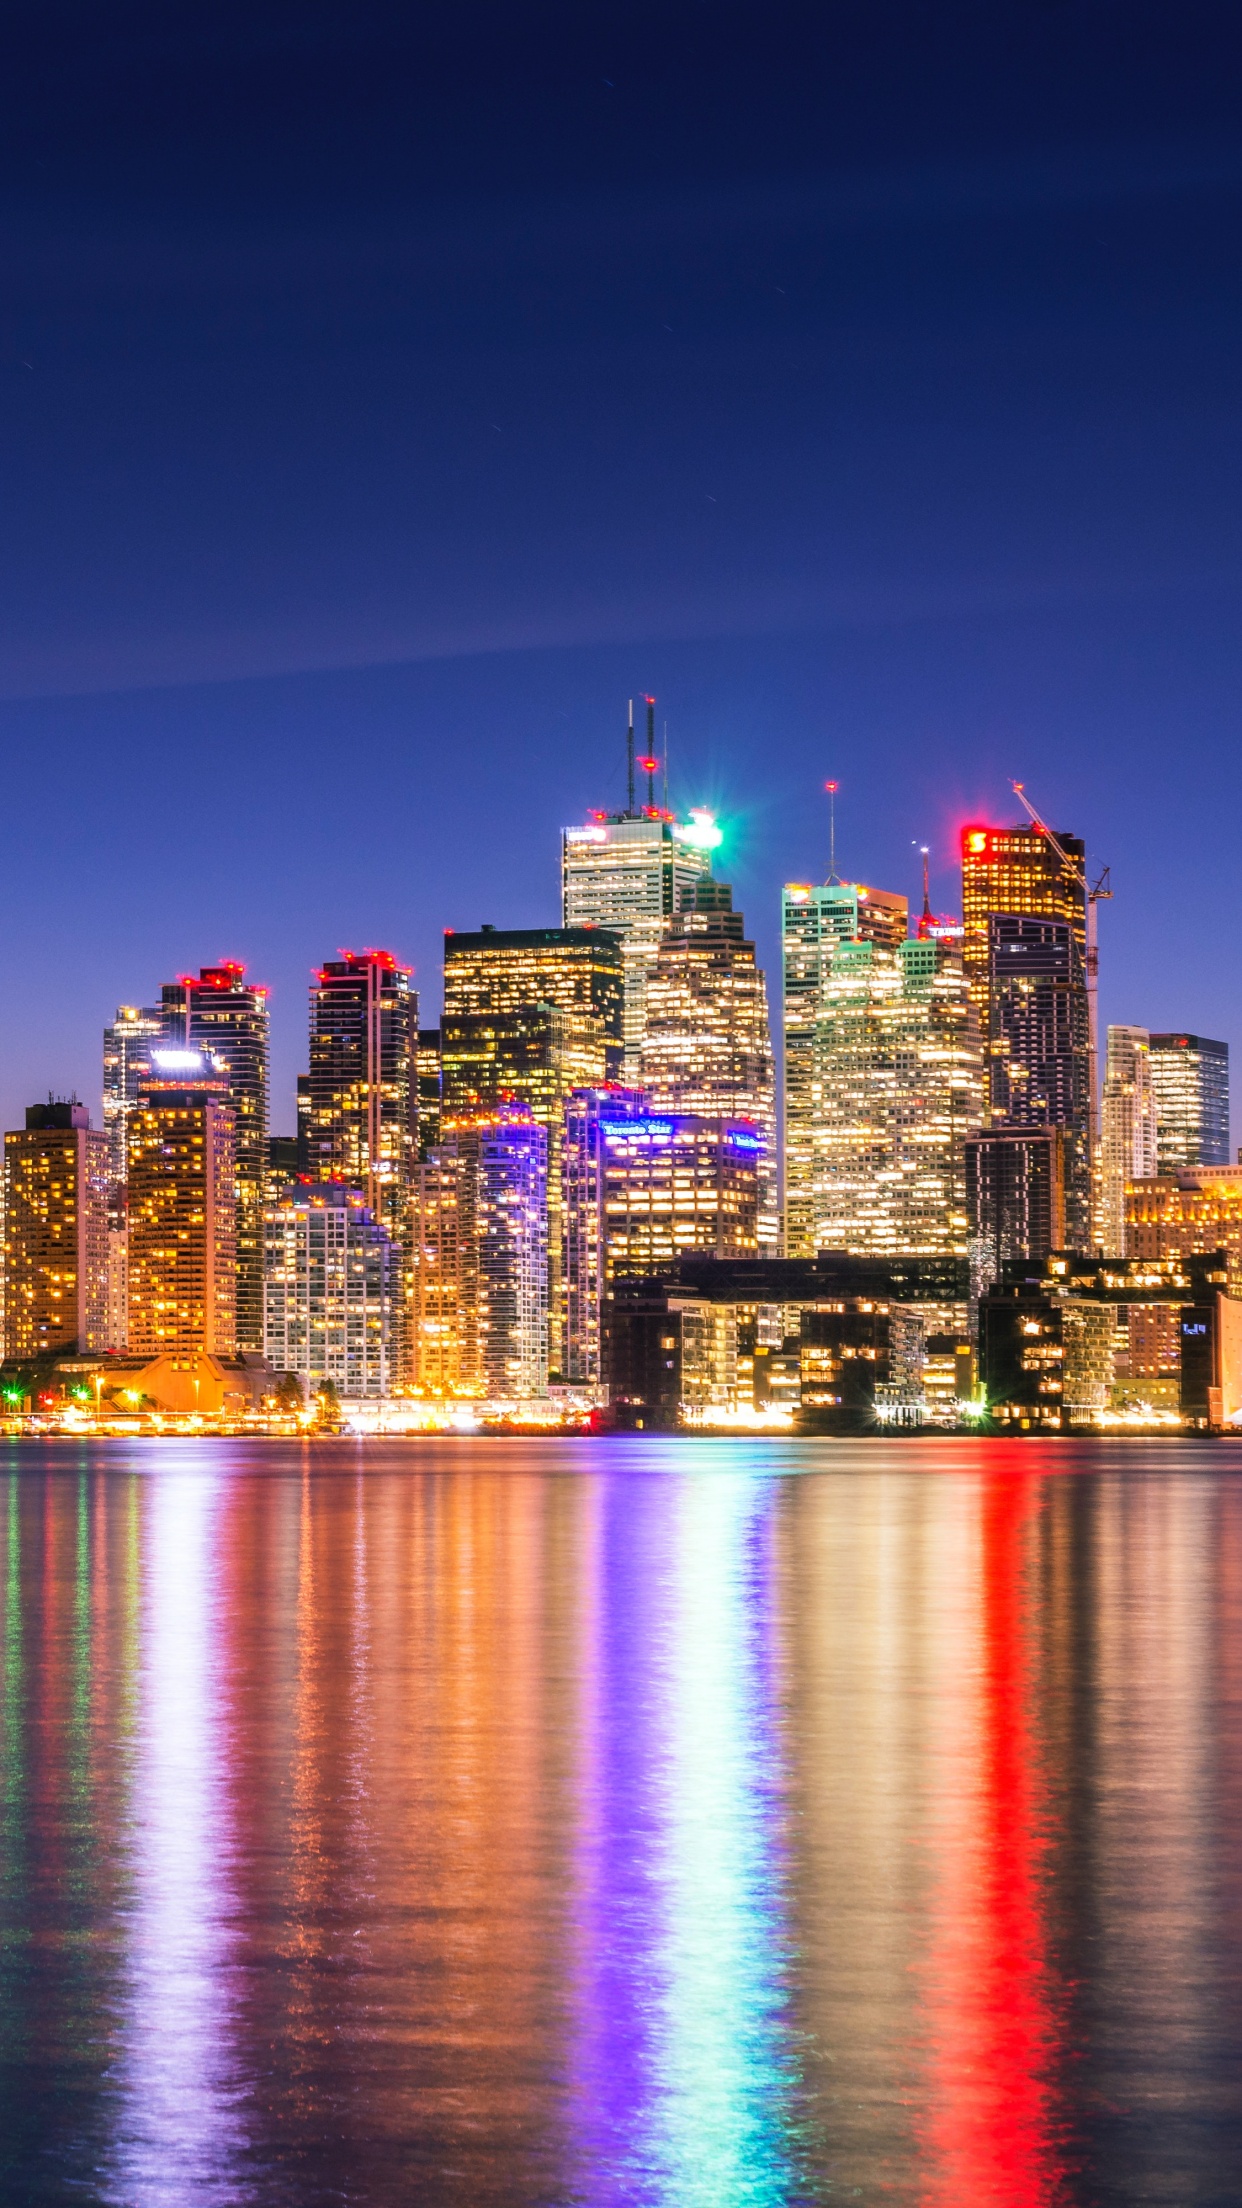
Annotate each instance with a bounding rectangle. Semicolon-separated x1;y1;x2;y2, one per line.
2;1435;1240;2205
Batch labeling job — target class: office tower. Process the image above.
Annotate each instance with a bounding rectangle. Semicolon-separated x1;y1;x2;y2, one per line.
3;1101;109;1359
308;949;417;1212
965;1127;1068;1294
127;1058;236;1356
562;749;719;1079
264;1184;396;1399
640;880;778;1248
810;936;982;1259
960;821;1087;1034
563;1095;760;1383
418;1029;442;1160
1148;1034;1229;1170
266;1134;300;1207
414;1110;549;1398
1124;1164;1242;1388
1100;1026;1158;1256
442;925;623;1372
102;1005;162;1192
987;914;1092;1247
782;879;909;1257
159;963;270;1350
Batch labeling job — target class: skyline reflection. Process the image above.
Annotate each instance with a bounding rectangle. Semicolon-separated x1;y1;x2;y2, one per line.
0;1439;1240;2204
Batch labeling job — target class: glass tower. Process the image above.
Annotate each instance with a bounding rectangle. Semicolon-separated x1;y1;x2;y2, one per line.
1100;1025;1158;1256
1148;1034;1229;1170
562;812;717;1079
160;963;270;1351
414;1109;549;1399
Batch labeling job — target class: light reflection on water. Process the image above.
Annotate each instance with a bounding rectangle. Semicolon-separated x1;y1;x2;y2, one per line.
0;1437;1240;2205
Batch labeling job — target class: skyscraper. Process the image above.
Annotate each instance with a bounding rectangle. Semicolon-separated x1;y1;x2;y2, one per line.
102;1005;163;1192
441;925;623;1372
127;1058;236;1356
809;935;982;1259
965;1126;1069;1294
414;1109;549;1398
561;710;719;1082
1100;1025;1158;1256
3;1101;109;1360
960;822;1087;1034
1148;1034;1230;1170
987;914;1092;1247
417;1028;442;1160
639;880;778;1248
781;879;909;1257
264;1184;397;1399
160;963;270;1350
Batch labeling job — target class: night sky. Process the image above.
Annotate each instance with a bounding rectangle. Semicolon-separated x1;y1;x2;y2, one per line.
3;2;1241;1135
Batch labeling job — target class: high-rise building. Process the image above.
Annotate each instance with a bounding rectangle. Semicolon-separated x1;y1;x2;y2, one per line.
307;951;418;1219
441;925;623;1372
960;822;1087;1035
102;1005;163;1192
414;1110;549;1398
417;1028;442;1160
159;964;270;1351
563;1095;760;1383
1100;1026;1158;1256
562;754;719;1080
987;914;1092;1247
263;1184;396;1399
809;936;982;1259
127;1059;236;1356
782;879;909;1257
265;1134;300;1207
639;880;778;1248
1148;1034;1229;1171
3;1101;109;1360
965;1126;1068;1295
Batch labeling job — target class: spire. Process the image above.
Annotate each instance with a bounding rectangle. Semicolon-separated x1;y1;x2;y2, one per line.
825;781;840;884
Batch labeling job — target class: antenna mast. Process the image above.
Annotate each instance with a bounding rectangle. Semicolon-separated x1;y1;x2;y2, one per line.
825;781;840;883
626;700;635;816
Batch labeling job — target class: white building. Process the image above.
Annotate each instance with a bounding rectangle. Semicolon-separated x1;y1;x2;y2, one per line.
1100;1025;1158;1256
562;810;718;1082
264;1184;396;1398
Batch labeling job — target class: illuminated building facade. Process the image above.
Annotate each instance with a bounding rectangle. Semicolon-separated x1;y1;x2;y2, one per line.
565;1100;760;1384
1100;1025;1157;1256
965;1126;1068;1294
263;1184;396;1398
781;880;909;1257
417;1028;442;1160
307;951;417;1375
442;926;622;1371
960;821;1087;1036
562;811;718;1078
810;936;982;1258
102;1005;162;1191
160;963;270;1349
414;1110;549;1397
1148;1033;1229;1170
1125;1165;1242;1384
987;914;1091;1247
639;881;778;1249
127;1063;236;1356
3;1101;109;1358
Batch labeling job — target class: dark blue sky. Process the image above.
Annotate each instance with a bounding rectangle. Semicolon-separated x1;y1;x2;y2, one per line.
2;2;1241;1133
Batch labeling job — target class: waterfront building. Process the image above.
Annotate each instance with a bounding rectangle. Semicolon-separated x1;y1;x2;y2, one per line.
3;1101;109;1359
1100;1026;1158;1256
639;881;778;1248
127;1059;236;1357
414;1110;549;1398
781;879;909;1257
1148;1033;1229;1170
1125;1165;1242;1388
159;964;270;1351
960;821;1087;1037
562;804;718;1080
263;1184;396;1399
809;935;982;1259
102;1005;163;1192
442;926;622;1371
987;914;1092;1247
562;1087;648;1386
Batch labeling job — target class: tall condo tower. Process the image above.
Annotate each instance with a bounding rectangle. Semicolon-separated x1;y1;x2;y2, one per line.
562;700;718;1080
1100;1026;1158;1256
414;1108;549;1399
3;1101;109;1359
961;822;1092;1250
782;877;909;1258
440;924;622;1375
159;963;270;1350
1148;1034;1229;1171
264;1184;397;1400
639;880;778;1249
308;951;417;1376
102;1006;163;1193
127;1059;236;1357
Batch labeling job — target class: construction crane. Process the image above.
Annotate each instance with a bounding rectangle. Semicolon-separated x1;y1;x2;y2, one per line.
1010;781;1112;1166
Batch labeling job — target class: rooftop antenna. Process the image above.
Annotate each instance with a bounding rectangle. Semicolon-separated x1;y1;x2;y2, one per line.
640;695;658;812
920;844;932;928
663;718;669;817
825;781;840;883
626;700;635;816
